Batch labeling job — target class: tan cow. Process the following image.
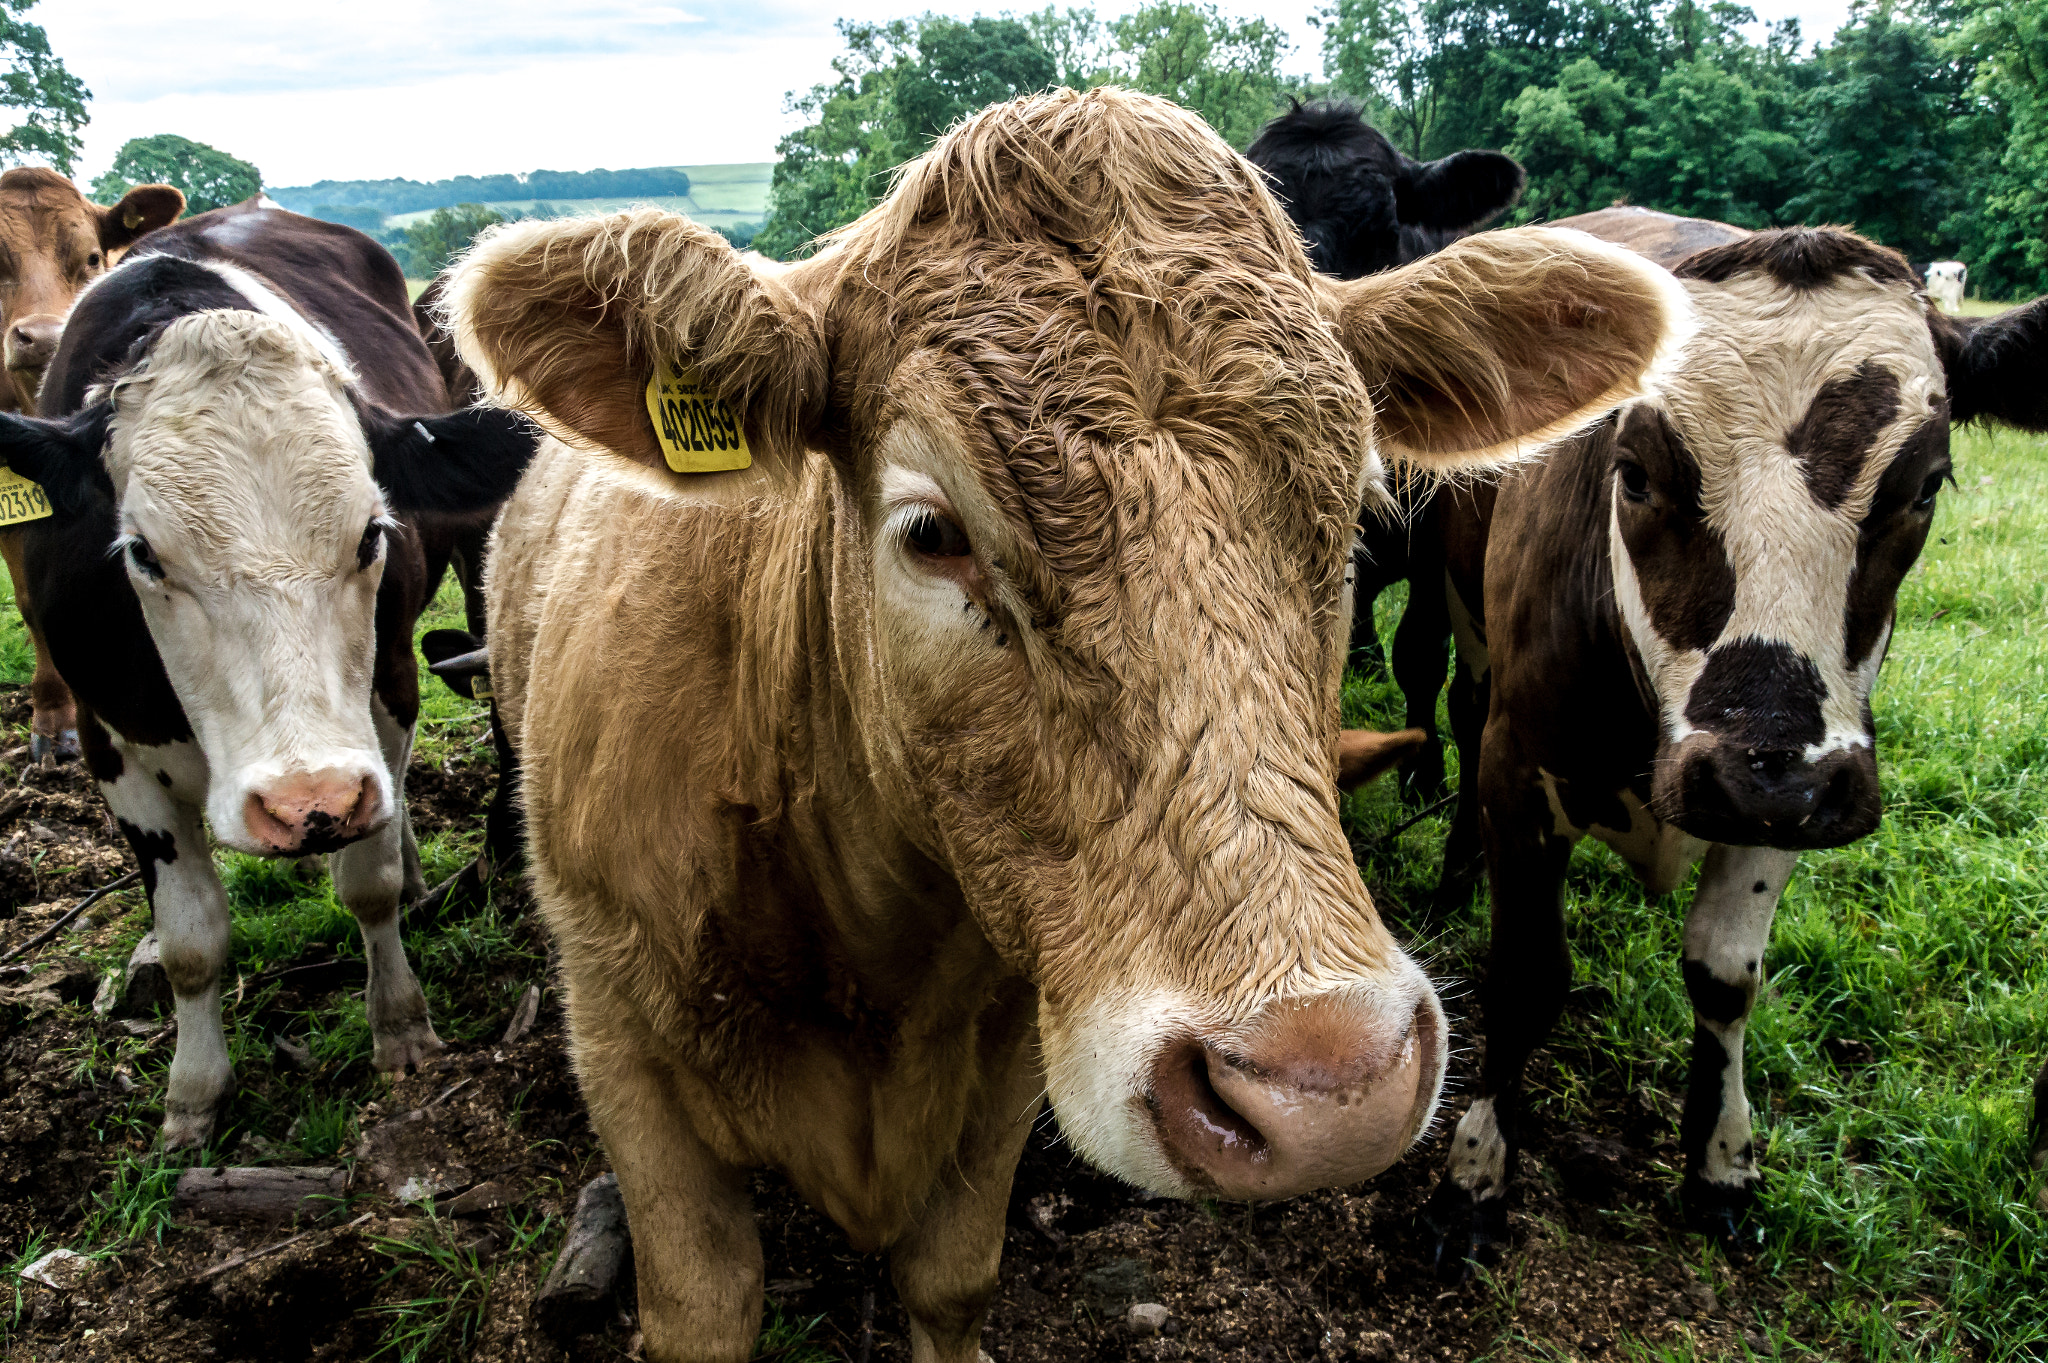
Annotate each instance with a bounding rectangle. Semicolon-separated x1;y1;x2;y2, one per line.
447;88;1691;1363
0;168;183;763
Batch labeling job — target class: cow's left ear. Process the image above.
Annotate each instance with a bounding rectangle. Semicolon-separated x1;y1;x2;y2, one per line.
96;186;186;252
1394;151;1524;231
0;404;113;518
364;407;543;517
1320;226;1694;471
1931;297;2048;431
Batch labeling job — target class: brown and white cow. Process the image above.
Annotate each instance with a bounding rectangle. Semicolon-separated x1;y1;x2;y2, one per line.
443;88;1691;1362
0;200;537;1147
0;168;184;763
1420;206;2048;1270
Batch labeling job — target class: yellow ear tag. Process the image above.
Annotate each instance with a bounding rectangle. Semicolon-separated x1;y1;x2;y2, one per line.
644;358;751;473
122;208;144;230
0;467;52;526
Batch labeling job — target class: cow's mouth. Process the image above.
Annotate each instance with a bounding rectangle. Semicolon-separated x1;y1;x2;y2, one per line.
1655;733;1881;849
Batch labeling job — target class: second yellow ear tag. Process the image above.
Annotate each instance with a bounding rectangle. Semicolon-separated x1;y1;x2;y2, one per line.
644;358;752;473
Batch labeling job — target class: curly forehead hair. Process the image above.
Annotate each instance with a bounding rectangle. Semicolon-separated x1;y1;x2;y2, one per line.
827;87;1375;653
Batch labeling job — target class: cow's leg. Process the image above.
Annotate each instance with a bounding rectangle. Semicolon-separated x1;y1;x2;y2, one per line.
580;1023;761;1362
1425;727;1573;1276
2030;1058;2048;1187
2;528;77;766
1432;573;1491;911
1678;844;1795;1246
330;698;442;1073
1389;561;1450;803
451;522;491;640
892;1037;1040;1362
83;718;230;1147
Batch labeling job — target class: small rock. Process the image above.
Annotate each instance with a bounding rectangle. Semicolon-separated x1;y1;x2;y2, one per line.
21;1248;92;1292
501;984;541;1046
25;822;59;843
444;1180;518;1216
1353;1329;1396;1362
119;933;173;1019
1127;1303;1171;1336
1580;1333;1609;1353
91;971;118;1017
1685;1281;1720;1316
273;1035;313;1072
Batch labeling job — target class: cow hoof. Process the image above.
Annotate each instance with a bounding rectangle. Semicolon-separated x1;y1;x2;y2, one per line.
1422;1177;1506;1282
29;729;80;769
161;1105;218;1151
1681;1172;1761;1256
373;1024;446;1076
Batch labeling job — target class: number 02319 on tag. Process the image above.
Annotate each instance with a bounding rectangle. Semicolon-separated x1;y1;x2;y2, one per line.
0;468;51;526
644;358;752;473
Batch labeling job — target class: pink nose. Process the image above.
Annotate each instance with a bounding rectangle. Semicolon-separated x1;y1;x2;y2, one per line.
1150;992;1441;1199
243;771;382;853
4;314;62;375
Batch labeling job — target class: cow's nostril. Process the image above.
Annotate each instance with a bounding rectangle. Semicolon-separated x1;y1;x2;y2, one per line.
1152;1040;1266;1175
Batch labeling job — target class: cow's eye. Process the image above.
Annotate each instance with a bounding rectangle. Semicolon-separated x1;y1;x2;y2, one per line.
86;251;102;271
1912;469;1947;512
126;537;164;581
357;520;385;571
905;509;971;558
1616;460;1651;503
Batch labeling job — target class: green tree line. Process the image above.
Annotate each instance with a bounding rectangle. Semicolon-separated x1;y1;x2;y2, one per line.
755;0;2048;299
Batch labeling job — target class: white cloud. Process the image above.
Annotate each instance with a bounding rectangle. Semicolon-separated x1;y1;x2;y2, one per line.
40;0;1858;188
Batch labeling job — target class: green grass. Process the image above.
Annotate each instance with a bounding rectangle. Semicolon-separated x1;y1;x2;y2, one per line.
1338;422;2048;1359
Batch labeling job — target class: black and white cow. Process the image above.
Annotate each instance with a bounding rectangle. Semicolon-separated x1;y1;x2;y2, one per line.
1421;209;2048;1271
1246;101;1526;801
0;200;536;1147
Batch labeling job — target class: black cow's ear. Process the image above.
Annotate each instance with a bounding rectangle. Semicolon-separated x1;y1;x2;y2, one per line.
1394;151;1525;232
1934;296;2048;431
0;404;113;518
368;406;541;516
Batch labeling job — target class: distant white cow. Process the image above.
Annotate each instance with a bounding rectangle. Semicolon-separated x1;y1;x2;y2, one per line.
1928;260;1967;314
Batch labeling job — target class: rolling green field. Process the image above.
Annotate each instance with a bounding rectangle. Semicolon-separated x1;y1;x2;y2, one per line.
1337;417;2048;1357
381;161;773;234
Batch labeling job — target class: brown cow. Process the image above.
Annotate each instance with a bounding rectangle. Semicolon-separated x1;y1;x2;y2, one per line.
0;168;184;763
446;89;1691;1362
1419;208;2048;1272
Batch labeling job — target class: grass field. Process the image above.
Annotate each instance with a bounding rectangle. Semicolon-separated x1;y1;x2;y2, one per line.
1336;416;2048;1357
381;161;773;235
0;406;2039;1357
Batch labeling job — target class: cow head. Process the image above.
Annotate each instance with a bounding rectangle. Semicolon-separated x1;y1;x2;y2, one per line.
1606;229;2048;848
0;168;183;414
0;261;536;857
1245;100;1524;280
447;88;1688;1199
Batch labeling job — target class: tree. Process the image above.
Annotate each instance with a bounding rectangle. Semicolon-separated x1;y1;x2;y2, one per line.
1313;0;1445;156
393;204;504;279
1110;2;1295;148
1626;54;1800;225
895;16;1056;145
1505;56;1642;217
91;135;262;215
309;203;387;235
1951;0;2048;296
0;0;88;174
1783;3;1974;260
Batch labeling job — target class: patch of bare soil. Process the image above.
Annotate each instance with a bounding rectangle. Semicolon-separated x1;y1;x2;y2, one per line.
0;683;1838;1362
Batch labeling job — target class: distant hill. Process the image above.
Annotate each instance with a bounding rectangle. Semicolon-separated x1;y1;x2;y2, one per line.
270;162;775;237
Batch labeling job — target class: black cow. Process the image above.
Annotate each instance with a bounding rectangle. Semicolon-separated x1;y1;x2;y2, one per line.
0;200;537;1147
1246;100;1525;800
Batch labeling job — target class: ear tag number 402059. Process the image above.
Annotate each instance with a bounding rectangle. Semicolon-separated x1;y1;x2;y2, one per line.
644;358;752;473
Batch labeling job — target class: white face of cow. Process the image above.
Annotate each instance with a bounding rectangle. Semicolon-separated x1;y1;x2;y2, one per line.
1606;243;1951;848
100;307;395;855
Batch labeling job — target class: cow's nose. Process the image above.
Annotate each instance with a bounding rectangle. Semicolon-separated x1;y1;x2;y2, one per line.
1670;740;1881;849
1150;991;1443;1200
4;314;63;374
242;771;382;854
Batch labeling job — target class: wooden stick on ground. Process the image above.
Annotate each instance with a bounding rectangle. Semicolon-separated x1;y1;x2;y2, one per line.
0;870;140;967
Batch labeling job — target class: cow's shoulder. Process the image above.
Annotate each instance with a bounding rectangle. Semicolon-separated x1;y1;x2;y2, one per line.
1555;207;1747;269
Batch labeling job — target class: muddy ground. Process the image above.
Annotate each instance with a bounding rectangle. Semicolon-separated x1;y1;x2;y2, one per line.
0;684;1854;1363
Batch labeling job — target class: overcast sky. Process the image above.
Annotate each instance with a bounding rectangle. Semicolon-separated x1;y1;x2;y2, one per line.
48;0;1859;189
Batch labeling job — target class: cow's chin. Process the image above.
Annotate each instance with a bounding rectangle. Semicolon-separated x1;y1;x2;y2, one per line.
1651;731;1884;850
1039;975;1449;1203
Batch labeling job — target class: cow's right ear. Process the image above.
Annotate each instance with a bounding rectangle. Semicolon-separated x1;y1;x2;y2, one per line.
97;186;185;252
1394;151;1524;232
1931;296;2048;431
444;211;828;488
0;404;113;518
1320;226;1694;472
